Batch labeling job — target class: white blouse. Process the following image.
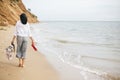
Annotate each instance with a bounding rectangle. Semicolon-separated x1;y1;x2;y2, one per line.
14;21;32;37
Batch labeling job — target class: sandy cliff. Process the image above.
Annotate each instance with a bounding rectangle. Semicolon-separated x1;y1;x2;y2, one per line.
0;0;38;26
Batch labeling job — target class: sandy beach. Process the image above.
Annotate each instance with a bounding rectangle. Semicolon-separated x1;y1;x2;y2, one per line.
0;26;59;80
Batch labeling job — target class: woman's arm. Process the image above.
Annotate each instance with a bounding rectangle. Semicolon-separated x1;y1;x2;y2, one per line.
11;35;16;44
30;36;34;44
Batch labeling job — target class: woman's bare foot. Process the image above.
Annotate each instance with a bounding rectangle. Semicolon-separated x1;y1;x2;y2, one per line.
18;64;22;67
21;65;24;67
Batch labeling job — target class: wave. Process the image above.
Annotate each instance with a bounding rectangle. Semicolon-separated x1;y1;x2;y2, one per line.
51;38;120;49
59;54;120;80
82;55;120;63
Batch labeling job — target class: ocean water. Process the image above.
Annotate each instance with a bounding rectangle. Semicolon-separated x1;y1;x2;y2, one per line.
31;21;120;80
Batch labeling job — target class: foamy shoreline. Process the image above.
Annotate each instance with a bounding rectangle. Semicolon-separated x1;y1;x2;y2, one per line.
40;48;120;80
31;22;120;80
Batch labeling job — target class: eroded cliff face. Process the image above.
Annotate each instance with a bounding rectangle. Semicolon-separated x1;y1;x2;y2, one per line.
0;0;38;26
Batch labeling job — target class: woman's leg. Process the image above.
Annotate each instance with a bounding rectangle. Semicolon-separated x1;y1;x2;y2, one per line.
16;36;23;67
19;58;22;67
21;37;28;67
16;36;23;58
21;58;24;67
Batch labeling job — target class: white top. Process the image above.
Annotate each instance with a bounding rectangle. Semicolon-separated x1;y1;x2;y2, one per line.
14;21;32;37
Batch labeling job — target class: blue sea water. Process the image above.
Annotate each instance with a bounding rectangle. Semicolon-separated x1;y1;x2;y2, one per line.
31;21;120;80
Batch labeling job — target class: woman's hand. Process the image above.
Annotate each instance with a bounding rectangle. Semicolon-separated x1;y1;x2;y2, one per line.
11;40;14;44
30;37;37;51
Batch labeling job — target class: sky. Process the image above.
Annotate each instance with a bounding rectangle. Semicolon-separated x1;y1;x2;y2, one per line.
22;0;120;21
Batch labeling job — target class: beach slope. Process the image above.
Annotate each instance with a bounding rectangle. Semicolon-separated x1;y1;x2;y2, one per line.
0;26;59;80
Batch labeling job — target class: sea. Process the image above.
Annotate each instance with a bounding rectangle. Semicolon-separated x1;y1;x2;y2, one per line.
31;21;120;80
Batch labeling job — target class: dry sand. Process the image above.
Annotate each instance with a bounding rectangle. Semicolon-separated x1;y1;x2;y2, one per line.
0;26;59;80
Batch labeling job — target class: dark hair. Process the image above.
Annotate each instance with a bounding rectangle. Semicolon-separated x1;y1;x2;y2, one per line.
20;13;27;24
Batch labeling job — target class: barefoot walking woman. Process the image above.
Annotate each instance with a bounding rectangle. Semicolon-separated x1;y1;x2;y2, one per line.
11;13;34;67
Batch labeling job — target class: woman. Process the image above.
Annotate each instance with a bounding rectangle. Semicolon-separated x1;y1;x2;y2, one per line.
11;13;34;67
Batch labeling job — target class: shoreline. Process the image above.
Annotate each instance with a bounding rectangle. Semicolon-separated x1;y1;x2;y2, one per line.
41;50;84;80
30;22;120;80
0;26;59;80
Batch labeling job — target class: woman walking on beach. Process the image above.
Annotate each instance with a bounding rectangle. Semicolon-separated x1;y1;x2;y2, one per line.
11;13;34;67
